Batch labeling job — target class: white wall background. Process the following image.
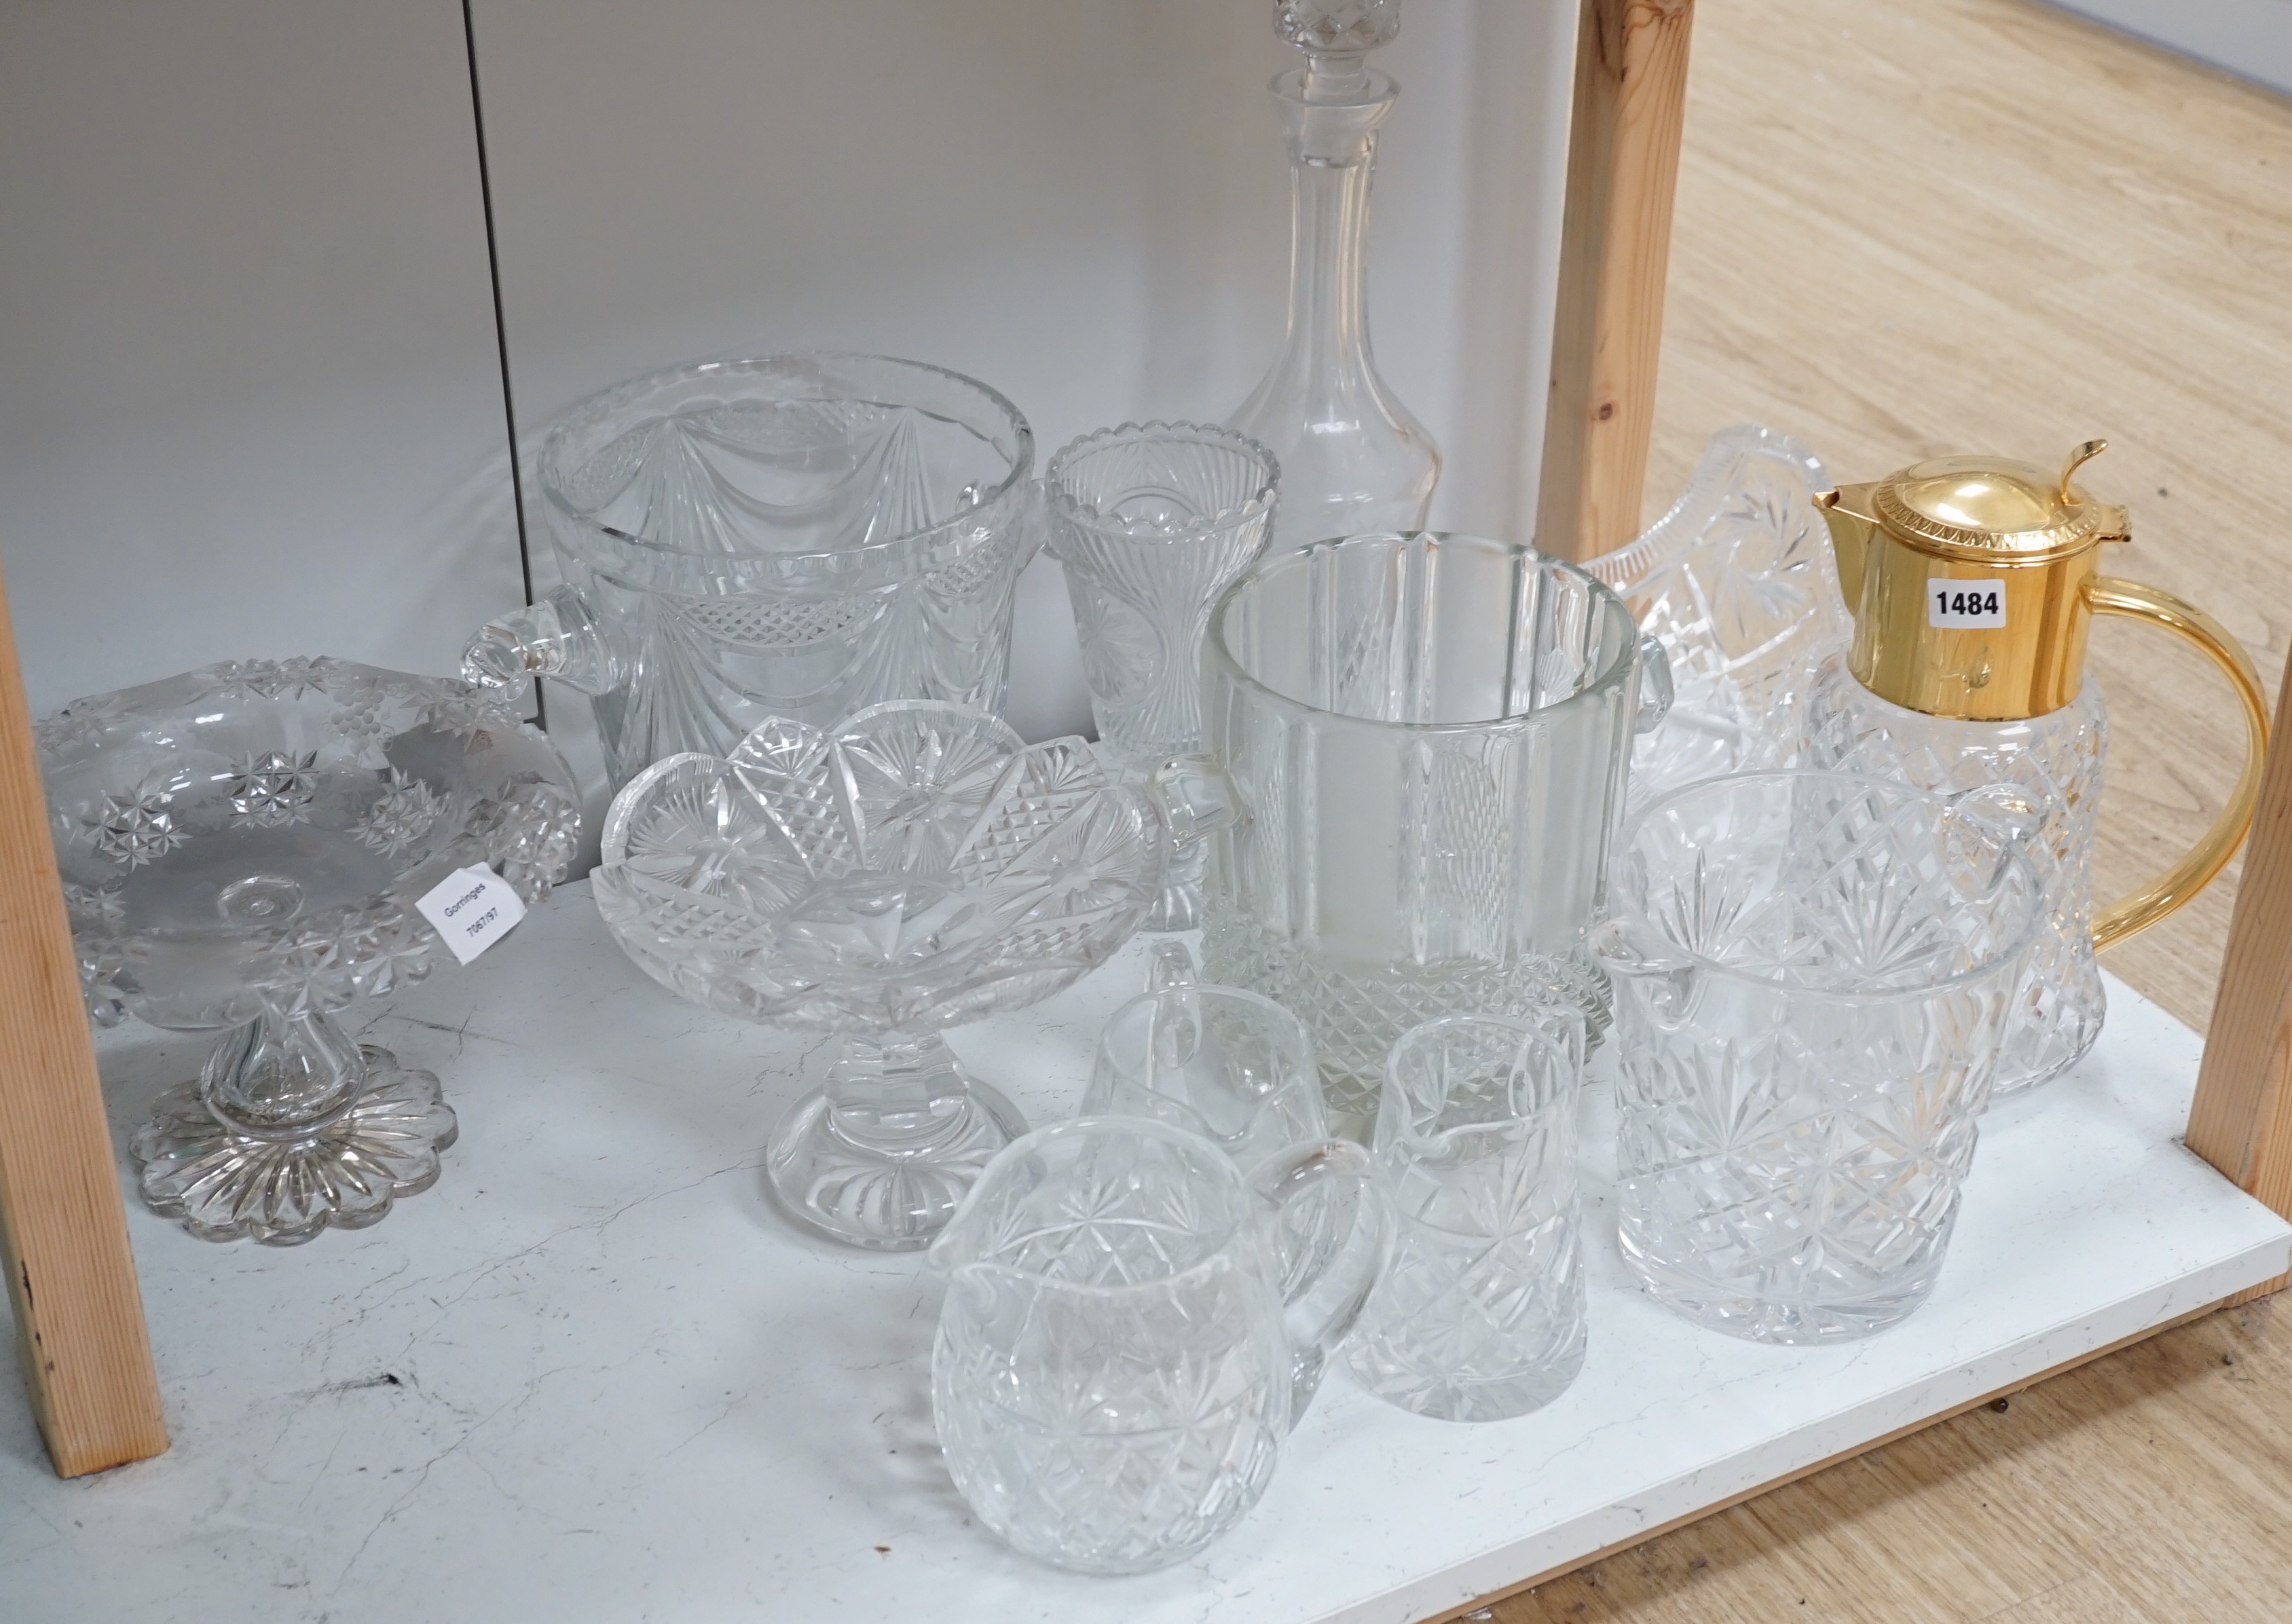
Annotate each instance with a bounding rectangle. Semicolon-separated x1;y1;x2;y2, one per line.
468;0;1578;758
2049;0;2292;96
0;0;525;716
0;0;1575;814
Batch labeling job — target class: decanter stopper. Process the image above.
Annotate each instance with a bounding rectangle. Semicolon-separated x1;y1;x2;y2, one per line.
1275;0;1403;94
1232;0;1439;551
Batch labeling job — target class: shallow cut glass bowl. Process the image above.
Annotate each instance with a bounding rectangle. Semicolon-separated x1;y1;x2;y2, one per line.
39;658;580;1244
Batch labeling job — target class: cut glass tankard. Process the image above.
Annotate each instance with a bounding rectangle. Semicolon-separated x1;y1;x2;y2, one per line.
1801;440;2270;1100
1083;941;1327;1178
1198;532;1673;1133
462;353;1038;794
1344;1010;1589;1423
928;1116;1389;1574
1593;771;2044;1344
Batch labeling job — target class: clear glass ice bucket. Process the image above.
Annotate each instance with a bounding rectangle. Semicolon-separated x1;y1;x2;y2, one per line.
464;354;1036;792
1342;1010;1588;1422
1591;771;2043;1343
929;1117;1388;1574
1198;532;1671;1132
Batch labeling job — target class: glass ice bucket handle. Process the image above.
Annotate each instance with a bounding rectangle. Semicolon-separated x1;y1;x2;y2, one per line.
1633;631;1675;737
462;584;620;696
2085;577;2270;949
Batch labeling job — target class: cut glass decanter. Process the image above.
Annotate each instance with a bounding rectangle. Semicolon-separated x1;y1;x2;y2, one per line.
1229;0;1438;550
40;659;581;1244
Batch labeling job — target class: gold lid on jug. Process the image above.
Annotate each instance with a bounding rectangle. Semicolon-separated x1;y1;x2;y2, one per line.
1813;440;2128;720
1815;438;2271;951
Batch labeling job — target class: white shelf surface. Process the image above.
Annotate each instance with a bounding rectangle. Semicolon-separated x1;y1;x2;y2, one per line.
4;882;2286;1624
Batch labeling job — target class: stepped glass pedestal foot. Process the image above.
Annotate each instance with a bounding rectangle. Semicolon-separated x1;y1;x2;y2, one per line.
39;659;581;1245
764;1035;1029;1249
593;701;1175;1251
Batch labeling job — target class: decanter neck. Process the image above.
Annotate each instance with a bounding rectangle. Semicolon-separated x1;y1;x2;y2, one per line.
1271;69;1396;392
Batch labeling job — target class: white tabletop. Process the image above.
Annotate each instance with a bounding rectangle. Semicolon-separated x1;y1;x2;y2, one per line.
3;883;2285;1624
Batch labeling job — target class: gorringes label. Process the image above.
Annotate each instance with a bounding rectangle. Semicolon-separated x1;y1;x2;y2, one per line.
1927;579;2007;629
415;864;528;965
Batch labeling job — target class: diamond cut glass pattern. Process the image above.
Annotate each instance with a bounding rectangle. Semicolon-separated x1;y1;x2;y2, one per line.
1801;654;2108;1101
1199;534;1669;1131
462;354;1037;792
929;1119;1386;1573
39;658;580;1243
1593;771;2041;1342
593;701;1166;1251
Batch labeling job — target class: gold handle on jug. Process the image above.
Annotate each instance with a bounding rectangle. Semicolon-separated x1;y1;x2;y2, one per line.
2086;576;2271;951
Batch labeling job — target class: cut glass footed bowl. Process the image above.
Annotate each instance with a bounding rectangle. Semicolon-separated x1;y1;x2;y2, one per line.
39;659;580;1244
593;700;1172;1251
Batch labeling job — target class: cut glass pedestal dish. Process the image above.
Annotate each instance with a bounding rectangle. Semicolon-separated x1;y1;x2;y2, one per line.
592;700;1168;1251
39;659;580;1244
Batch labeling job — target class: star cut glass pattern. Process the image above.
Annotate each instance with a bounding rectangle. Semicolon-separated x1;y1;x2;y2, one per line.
592;700;1167;1251
1586;425;1851;810
39;658;579;1244
929;1118;1385;1574
1594;771;2041;1343
354;770;446;855
1343;1012;1587;1422
227;750;321;828
86;784;190;867
461;354;1037;794
1800;653;2108;1101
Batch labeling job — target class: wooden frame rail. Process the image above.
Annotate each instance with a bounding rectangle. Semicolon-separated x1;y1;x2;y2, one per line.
2188;646;2292;1299
1537;0;1697;563
0;555;168;1477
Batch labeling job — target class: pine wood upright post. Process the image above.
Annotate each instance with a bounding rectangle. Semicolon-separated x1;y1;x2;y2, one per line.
0;555;168;1476
2189;649;2292;1303
1536;0;1696;563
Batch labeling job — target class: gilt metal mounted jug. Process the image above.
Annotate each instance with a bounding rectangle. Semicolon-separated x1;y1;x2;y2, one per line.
1803;439;2268;1098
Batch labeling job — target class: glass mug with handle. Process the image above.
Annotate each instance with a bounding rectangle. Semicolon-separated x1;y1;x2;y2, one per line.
929;1116;1390;1574
1083;941;1327;1175
1198;532;1673;1133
